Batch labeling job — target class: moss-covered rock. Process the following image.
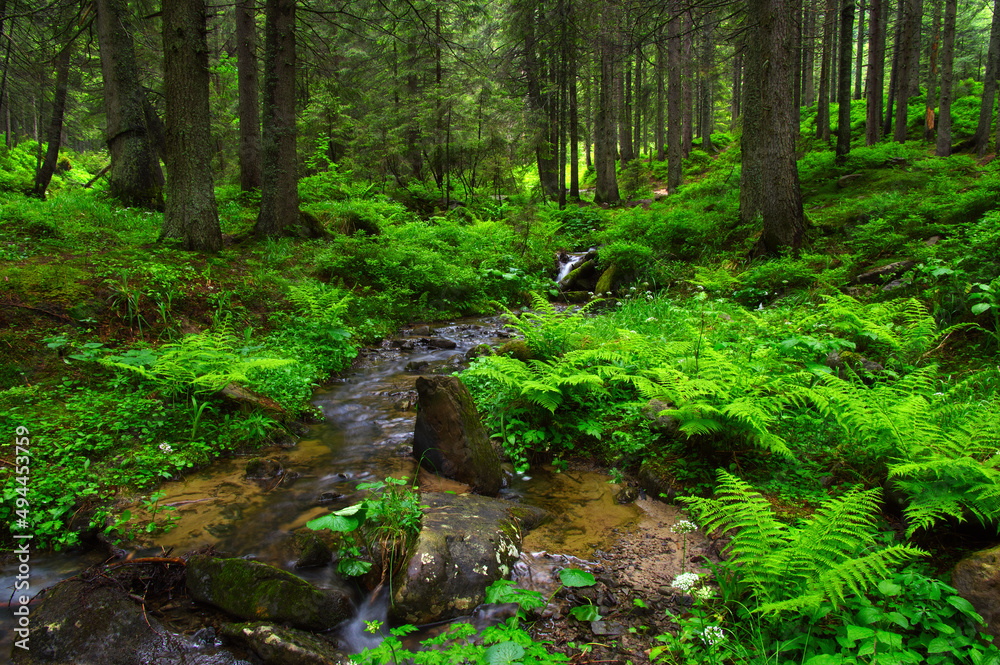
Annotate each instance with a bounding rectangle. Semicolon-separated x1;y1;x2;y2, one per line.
497;339;533;361
293;532;333;569
952;545;1000;644
413;375;502;495
11;578;245;664
185;555;350;631
595;264;618;295
390;492;547;624
220;622;349;665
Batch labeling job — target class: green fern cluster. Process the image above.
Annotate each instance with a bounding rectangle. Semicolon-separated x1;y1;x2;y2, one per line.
682;470;926;616
286;279;351;322
103;329;294;395
812;365;1000;535
806;294;969;366
498;293;598;360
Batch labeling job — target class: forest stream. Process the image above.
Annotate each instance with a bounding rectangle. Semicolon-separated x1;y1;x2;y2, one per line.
1;319;707;662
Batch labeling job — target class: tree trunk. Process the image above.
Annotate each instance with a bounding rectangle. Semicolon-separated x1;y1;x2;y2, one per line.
974;0;1000;156
884;0;902;137
935;0;957;155
96;0;164;209
570;22;580;200
682;12;693;157
831;0;840;101
236;0;262;191
667;5;682;191
893;0;916;142
595;20;620;205
620;54;633;163
742;0;805;255
655;30;665;161
854;0;866;99
909;0;923;95
633;45;642;157
925;0;941;141
866;0;886;144
837;0;856;162
700;15;714;152
732;50;743;124
160;0;220;252
803;2;816;105
32;44;71;200
817;0;834;140
255;0;301;236
794;0;802;112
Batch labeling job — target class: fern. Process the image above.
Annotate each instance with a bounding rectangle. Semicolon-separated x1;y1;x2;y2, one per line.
287;280;351;322
102;329;295;395
682;470;926;616
497;293;599;359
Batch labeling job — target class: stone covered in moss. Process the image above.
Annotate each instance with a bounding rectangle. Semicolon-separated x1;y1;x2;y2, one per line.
390;492;547;624
186;555;350;631
220;622;349;665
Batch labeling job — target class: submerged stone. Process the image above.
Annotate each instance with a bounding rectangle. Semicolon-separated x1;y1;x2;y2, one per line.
186;555;350;632
390;492;547;624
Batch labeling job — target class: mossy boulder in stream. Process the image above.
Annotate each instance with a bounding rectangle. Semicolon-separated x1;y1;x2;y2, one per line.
390;492;547;624
11;578;245;664
413;375;502;495
221;622;349;665
186;555;350;631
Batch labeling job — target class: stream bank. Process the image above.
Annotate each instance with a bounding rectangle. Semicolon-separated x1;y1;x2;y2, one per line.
3;317;704;663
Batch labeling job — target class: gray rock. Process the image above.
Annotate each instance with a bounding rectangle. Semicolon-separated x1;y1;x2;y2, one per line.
390;492;547;624
186;555;350;632
293;533;332;568
855;260;915;285
220;623;349;665
642;399;680;436
952;545;1000;643
11;579;247;665
413;375;502;495
590;620;624;636
425;337;458;349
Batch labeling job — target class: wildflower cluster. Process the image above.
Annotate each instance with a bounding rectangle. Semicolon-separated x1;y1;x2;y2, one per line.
671;519;697;535
699;625;725;647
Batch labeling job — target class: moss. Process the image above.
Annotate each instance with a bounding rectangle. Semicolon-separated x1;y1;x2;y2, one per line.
497;339;533;361
595;264;617;295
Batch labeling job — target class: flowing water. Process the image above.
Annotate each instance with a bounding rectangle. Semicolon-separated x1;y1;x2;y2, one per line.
1;318;644;656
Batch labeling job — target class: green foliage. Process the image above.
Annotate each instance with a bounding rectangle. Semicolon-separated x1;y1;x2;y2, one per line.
682;470;926;616
308;476;425;585
102;328;295;396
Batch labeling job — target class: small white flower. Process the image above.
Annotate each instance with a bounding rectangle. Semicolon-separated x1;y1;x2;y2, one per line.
671;519;697;534
616;302;623;306
694;586;714;601
630;286;637;291
700;625;725;646
159;443;173;454
645;316;657;322
588;291;594;296
671;572;700;591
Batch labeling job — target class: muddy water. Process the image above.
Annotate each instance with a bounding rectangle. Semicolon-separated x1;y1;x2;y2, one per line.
1;318;648;654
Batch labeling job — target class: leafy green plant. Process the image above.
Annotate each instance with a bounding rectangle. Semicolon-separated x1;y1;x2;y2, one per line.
307;476;425;587
682;470;926;616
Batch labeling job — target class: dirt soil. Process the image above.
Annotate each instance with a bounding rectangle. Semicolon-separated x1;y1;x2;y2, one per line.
523;497;724;664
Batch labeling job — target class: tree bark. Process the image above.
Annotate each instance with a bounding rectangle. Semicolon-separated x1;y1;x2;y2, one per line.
925;0;941;141
935;0;957;155
866;0;886;144
682;11;693;157
742;0;805;255
594;12;620;205
974;0;1000;156
236;0;262;191
893;0;916;142
854;0;866;99
817;0;834;140
255;0;301;236
667;5;682;191
884;0;902;138
837;0;856;162
96;0;164;209
620;54;634;163
655;30;665;161
700;14;714;152
803;2;816;105
32;44;71;200
732;50;743;124
160;0;220;252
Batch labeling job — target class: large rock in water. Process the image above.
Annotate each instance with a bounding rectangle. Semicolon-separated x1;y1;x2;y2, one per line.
390;492;547;624
11;579;246;665
952;544;1000;643
413;375;502;495
186;555;351;632
221;622;349;665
